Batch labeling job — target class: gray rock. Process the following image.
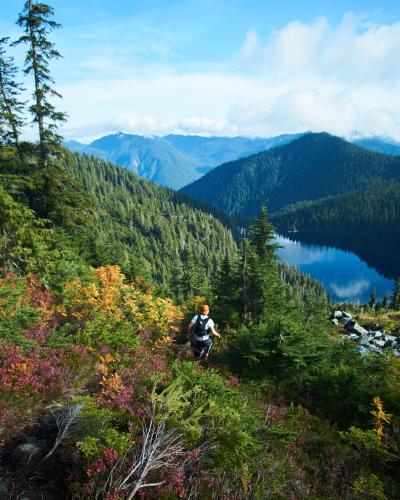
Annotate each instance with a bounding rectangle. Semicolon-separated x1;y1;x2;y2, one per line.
360;335;372;346
348;334;360;341
384;335;397;347
374;331;383;339
369;345;381;353
333;311;343;319
374;340;386;348
346;321;368;336
330;318;339;326
356;346;369;355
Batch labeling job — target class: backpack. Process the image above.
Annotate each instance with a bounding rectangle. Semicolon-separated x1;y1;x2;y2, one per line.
194;315;210;337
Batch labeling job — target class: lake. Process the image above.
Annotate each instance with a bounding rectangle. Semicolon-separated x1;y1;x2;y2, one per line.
276;233;396;303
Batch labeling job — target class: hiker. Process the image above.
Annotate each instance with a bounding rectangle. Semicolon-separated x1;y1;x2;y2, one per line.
188;304;220;360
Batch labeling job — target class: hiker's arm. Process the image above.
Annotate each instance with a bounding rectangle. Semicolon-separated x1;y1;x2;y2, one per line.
210;326;220;338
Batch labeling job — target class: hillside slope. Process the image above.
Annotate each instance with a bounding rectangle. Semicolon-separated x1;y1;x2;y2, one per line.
60;151;237;285
65;133;301;189
181;133;400;217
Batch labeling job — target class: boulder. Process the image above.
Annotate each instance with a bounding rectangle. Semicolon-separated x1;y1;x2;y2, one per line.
345;320;368;336
342;311;353;319
374;331;383;339
348;334;359;341
368;345;381;353
366;322;379;331
333;311;343;319
374;339;386;348
360;336;372;346
384;335;397;347
330;318;339;326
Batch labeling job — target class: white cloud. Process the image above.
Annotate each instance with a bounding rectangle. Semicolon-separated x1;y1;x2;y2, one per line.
329;279;370;298
21;13;400;141
276;236;334;266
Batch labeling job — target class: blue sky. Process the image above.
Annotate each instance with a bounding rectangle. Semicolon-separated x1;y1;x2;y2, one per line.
2;0;400;141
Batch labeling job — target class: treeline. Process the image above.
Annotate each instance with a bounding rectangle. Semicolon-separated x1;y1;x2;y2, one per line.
272;181;400;261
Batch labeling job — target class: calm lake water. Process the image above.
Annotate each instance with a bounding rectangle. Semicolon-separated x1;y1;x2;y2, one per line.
276;233;396;303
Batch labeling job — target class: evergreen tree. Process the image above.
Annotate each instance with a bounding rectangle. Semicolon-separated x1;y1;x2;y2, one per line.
251;206;280;262
13;0;67;167
249;207;284;320
235;208;285;322
369;289;377;309
381;294;388;310
0;37;25;156
237;237;252;322
391;277;400;310
213;253;240;327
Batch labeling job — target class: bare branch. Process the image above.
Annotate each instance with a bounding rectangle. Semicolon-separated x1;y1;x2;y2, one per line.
42;403;83;460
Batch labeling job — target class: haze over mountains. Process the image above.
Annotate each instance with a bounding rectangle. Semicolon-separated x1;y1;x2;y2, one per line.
64;132;303;189
181;133;400;217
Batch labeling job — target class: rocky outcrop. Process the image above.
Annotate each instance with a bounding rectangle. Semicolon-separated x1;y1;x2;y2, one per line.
330;311;400;357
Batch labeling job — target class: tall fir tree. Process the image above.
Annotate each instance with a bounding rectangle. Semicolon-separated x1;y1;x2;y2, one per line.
13;0;67;167
249;207;284;320
0;37;25;156
235;207;285;323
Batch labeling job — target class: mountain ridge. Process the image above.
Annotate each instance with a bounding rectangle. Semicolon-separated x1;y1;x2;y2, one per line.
64;132;302;189
180;132;400;217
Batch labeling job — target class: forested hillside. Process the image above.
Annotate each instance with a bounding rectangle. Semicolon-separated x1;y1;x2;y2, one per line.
181;132;400;217
271;182;400;262
0;146;237;297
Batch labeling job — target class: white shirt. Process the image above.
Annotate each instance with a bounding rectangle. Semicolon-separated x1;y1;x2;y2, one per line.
191;315;214;338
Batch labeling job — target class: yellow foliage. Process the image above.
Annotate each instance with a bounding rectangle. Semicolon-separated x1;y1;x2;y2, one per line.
371;397;392;438
97;354;118;375
100;372;123;393
60;265;183;342
181;295;206;316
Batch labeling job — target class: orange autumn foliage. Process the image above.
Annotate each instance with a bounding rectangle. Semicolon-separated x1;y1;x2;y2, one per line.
59;265;183;340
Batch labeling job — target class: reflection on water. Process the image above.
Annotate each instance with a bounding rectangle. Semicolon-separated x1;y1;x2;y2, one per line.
276;234;395;303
